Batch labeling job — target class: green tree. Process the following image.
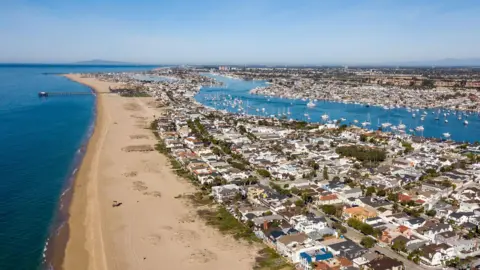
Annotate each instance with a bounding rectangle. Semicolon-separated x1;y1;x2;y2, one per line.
257;169;271;178
238;125;247;134
388;192;398;202
365;186;376;196
321;205;337;215
360;237;376;248
402;141;414;154
425;209;436;217
290;187;301;195
323;166;329;180
392;239;406;252
332;222;347;234
376;189;386;197
294;199;304;207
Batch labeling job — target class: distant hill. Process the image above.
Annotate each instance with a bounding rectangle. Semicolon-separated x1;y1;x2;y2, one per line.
388;58;480;67
73;59;138;65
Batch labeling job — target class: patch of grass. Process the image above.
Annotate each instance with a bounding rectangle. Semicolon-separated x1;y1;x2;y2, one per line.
154;141;169;154
254;247;294;270
150;120;158;130
197;206;259;243
185;191;213;207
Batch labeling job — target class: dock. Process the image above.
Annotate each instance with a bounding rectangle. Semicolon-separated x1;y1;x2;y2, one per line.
38;91;93;97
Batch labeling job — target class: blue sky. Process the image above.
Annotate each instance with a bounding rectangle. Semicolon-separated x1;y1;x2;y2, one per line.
1;0;479;64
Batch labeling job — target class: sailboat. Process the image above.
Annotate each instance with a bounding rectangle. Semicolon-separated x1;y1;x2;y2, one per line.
362;114;371;127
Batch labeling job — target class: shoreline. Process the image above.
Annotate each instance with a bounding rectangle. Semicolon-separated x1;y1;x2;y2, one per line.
48;74;103;270
43;77;98;270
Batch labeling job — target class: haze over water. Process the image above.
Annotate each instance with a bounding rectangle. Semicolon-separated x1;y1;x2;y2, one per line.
195;74;480;143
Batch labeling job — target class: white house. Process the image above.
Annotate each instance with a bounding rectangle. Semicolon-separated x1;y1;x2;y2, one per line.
420;243;455;266
402;218;426;230
448;212;475;224
292;216;328;233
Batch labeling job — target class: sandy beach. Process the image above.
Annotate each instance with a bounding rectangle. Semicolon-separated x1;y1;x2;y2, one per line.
61;74;259;270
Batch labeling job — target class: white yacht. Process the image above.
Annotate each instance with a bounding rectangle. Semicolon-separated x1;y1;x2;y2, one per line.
381;122;392;128
464;120;469;125
362;121;371;127
307;101;316;108
415;126;424;132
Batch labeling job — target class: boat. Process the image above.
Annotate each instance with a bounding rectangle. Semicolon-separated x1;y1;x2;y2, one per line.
362;121;371;127
443;132;451;138
307;101;316;108
362;113;371;127
415;126;424;132
398;121;406;130
464;120;469;125
445;119;448;123
412;113;416;118
420;117;425;121
321;114;329;121
381;122;392;128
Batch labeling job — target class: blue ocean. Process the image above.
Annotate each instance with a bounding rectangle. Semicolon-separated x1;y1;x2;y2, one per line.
0;64;155;270
196;74;480;143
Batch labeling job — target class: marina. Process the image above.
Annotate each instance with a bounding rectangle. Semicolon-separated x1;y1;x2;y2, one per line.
195;74;480;143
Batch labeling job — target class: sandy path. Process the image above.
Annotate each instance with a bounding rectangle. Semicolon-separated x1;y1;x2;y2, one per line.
62;74;259;270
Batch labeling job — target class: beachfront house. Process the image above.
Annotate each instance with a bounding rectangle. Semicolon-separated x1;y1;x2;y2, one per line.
211;184;241;203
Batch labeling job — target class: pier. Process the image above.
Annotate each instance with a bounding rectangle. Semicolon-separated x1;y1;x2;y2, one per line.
38;91;93;97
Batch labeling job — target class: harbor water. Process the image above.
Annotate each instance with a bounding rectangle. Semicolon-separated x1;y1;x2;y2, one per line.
0;64;154;270
195;74;480;143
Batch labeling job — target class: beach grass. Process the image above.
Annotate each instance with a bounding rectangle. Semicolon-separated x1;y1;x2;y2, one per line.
254;247;294;270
